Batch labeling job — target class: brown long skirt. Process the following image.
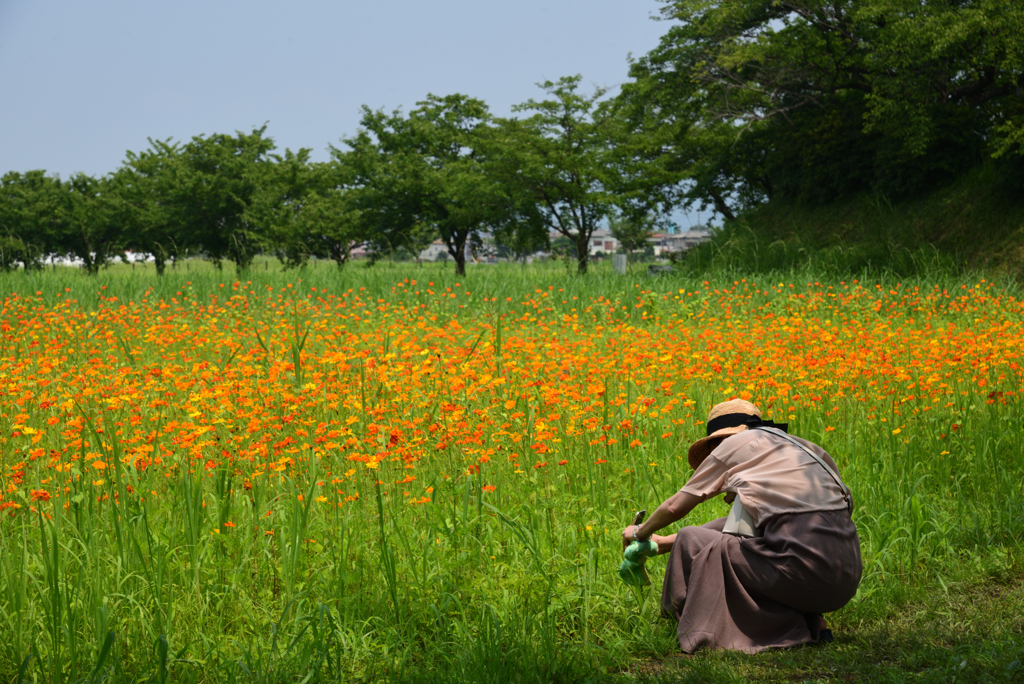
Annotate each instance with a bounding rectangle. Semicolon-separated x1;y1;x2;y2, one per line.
661;510;862;653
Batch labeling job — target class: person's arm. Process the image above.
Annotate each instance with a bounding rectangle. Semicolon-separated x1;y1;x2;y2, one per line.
638;490;705;537
622;490;705;551
650;533;677;554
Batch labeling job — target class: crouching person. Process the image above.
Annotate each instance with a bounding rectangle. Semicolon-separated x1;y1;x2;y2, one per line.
623;400;862;653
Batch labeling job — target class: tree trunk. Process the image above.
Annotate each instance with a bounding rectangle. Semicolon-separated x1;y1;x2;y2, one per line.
330;243;349;270
575;236;589;274
448;230;468;276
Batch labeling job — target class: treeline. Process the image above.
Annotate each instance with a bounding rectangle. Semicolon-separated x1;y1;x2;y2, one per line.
3;0;1022;276
0;83;657;276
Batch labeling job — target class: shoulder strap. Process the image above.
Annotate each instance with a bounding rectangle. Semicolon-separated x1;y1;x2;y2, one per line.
753;426;853;512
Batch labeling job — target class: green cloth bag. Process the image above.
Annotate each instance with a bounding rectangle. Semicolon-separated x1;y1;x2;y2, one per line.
617;539;659;586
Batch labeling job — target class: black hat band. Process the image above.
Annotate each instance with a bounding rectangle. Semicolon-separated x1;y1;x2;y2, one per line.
706;413;788;436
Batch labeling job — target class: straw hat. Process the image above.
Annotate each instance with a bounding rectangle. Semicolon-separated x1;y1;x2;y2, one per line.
687;399;763;470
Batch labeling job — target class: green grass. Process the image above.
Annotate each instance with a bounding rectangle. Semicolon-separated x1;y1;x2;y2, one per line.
682;163;1024;280
0;259;1022;682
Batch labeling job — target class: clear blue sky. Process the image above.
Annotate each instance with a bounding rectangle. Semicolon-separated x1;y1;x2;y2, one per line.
1;0;667;179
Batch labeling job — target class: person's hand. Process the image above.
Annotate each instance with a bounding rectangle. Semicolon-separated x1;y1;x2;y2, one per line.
622;525;640;550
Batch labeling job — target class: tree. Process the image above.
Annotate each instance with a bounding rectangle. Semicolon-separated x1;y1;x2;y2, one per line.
491;76;633;274
0;171;59;270
54;173;124;274
183;127;278;271
0;171;123;274
339;94;514;275
608;211;656;253
623;0;1024;210
116;139;186;275
248;148;314;268
116;128;278;272
253;156;364;270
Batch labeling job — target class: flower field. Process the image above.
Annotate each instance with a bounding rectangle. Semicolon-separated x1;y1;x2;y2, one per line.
2;263;1023;682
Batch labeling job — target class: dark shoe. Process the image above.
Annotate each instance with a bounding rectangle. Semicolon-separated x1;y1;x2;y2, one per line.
819;629;833;644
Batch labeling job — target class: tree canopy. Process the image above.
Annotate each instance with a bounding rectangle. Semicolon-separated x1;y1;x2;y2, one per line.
339;94;518;275
622;0;1024;214
490;77;635;274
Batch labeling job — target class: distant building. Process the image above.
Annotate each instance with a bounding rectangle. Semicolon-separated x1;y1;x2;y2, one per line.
546;228;621;256
540;227;711;259
543;229;620;257
649;228;713;256
418;240;450;262
587;228;620;255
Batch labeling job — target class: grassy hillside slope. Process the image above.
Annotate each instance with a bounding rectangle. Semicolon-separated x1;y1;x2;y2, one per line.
685;165;1024;278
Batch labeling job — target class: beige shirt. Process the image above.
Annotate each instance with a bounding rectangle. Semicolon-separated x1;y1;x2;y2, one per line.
681;429;849;526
